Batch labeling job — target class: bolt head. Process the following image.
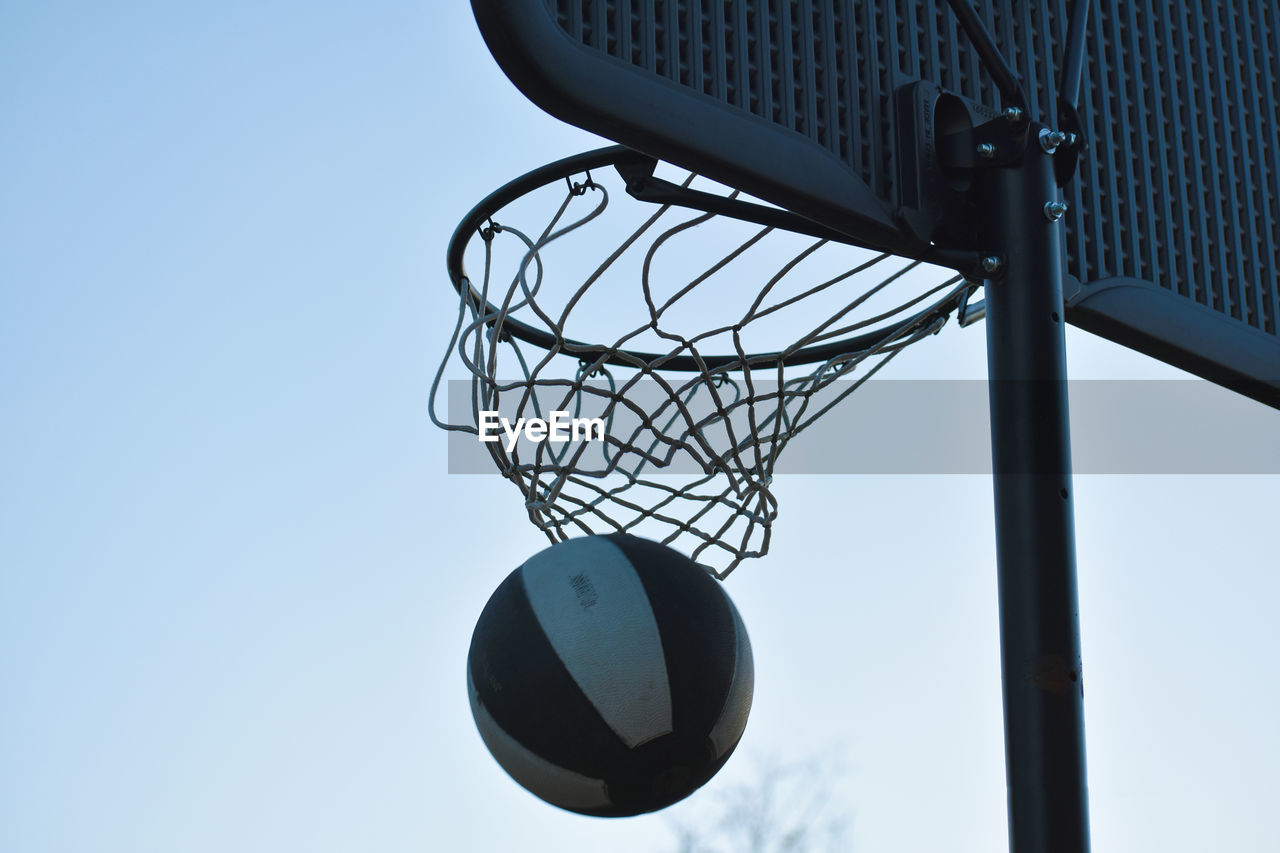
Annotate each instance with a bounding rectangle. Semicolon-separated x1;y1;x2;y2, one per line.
1003;106;1025;124
1044;201;1070;221
1038;128;1069;153
981;256;1003;274
976;142;997;159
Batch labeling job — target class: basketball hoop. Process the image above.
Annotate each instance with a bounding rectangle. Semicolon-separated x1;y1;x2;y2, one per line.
430;147;972;575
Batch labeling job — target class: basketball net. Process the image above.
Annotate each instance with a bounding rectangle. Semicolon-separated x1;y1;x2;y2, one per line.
430;148;970;576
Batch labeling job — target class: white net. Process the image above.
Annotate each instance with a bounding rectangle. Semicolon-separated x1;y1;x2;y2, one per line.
430;148;971;575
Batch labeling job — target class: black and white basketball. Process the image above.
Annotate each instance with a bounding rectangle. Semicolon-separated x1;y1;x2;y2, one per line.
466;533;753;817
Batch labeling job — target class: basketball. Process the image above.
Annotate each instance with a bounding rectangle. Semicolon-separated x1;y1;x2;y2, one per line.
466;533;753;817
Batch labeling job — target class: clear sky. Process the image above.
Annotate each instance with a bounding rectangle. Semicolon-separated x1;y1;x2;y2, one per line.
3;3;1277;852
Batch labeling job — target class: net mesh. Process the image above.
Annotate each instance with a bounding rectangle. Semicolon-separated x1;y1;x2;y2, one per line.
430;149;970;576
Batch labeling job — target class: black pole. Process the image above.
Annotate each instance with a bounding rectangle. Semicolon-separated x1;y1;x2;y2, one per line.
1059;0;1092;111
943;0;1031;115
982;135;1091;852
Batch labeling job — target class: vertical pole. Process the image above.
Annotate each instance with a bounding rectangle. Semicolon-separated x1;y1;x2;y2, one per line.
983;138;1091;852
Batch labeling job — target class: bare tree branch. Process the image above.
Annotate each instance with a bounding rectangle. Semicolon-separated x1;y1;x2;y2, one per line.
666;752;852;853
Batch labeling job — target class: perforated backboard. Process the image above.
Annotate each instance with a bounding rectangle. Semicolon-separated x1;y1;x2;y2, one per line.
473;0;1280;407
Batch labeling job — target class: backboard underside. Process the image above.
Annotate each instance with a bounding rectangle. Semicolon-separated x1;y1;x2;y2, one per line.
474;0;1280;407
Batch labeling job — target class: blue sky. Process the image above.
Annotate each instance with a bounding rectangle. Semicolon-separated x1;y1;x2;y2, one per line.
3;3;1277;851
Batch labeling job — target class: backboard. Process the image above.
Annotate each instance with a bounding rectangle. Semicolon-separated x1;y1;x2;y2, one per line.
472;0;1280;408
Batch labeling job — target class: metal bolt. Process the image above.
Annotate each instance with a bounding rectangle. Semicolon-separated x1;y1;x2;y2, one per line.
1003;106;1025;124
1039;128;1068;153
1065;132;1079;147
981;256;1004;274
1044;200;1069;221
976;142;997;159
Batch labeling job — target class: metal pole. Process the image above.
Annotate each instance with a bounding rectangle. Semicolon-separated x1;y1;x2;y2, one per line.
1059;0;1093;111
942;0;1031;115
983;136;1091;853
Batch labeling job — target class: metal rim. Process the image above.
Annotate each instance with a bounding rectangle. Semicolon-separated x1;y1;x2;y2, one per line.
446;146;967;373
